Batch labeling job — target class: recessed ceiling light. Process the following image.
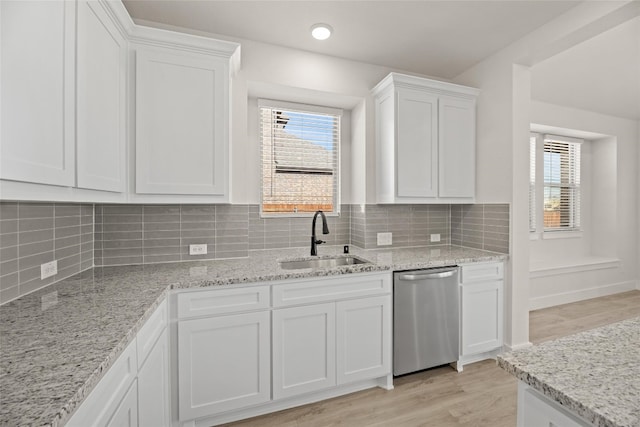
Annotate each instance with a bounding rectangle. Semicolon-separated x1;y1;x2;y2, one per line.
311;23;332;40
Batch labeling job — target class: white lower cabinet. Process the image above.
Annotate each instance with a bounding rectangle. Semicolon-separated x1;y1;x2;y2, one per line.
272;303;337;399
175;272;392;426
107;380;139;427
336;296;391;385
459;263;504;366
138;331;170;427
518;382;589;427
177;311;271;420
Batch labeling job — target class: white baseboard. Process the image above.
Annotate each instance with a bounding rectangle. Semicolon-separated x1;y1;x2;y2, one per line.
529;280;636;311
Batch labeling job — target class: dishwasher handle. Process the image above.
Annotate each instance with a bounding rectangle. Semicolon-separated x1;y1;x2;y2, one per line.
398;270;456;281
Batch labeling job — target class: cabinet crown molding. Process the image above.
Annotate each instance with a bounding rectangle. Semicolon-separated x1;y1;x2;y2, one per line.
372;72;480;99
103;1;241;74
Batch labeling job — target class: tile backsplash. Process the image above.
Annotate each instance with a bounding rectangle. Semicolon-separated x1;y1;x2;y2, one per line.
95;204;250;266
0;201;509;303
451;204;510;253
351;204;451;249
0;202;94;304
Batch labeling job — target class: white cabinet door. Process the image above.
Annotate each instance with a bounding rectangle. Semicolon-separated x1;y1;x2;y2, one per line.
106;381;138;427
396;87;438;199
336;296;391;385
0;0;75;186
178;311;270;420
461;280;504;355
137;331;170;427
273;303;336;399
438;96;475;198
76;0;127;192
519;383;587;427
135;46;229;197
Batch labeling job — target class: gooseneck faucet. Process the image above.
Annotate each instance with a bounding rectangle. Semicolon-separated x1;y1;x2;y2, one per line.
311;210;330;256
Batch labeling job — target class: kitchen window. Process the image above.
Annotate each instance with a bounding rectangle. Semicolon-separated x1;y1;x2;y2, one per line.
530;133;582;235
259;99;341;216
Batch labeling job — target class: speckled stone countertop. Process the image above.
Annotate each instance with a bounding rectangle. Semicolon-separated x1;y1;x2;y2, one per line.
0;245;505;427
498;317;640;427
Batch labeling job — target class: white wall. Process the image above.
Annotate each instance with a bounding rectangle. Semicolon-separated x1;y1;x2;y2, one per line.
228;38;445;205
451;1;639;349
528;101;638;308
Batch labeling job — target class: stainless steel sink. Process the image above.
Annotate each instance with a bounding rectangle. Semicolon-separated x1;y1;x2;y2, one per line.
279;256;370;270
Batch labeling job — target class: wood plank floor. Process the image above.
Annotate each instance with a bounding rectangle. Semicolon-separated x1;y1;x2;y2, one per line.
224;290;640;427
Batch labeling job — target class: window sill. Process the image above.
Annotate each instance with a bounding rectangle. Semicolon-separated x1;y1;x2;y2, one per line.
529;256;620;278
541;230;583;240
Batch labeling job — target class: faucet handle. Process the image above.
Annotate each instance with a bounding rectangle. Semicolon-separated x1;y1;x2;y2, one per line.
315;239;325;245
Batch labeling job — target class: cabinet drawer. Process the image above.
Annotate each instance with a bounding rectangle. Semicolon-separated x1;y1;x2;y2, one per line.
272;273;391;307
68;339;138;427
461;262;503;283
136;298;167;369
177;286;270;319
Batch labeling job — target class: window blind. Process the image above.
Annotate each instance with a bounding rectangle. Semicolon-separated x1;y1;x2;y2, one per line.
543;135;581;231
529;135;536;232
259;100;341;216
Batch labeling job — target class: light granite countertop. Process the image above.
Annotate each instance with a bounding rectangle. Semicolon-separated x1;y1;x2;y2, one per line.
498;317;640;427
0;244;506;427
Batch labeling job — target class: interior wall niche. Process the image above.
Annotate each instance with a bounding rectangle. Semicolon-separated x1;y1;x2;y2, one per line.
529;124;618;269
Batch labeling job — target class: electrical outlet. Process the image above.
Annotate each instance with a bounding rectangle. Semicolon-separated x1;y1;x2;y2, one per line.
40;260;57;280
377;232;392;246
189;244;208;256
430;233;441;243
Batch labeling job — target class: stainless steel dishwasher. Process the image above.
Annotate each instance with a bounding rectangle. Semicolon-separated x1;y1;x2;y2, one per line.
393;266;459;376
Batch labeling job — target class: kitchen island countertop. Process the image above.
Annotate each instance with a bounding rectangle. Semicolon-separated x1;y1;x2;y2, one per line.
0;244;506;426
498;317;640;427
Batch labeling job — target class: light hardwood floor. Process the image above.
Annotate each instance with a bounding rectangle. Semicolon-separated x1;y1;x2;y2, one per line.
224;290;640;427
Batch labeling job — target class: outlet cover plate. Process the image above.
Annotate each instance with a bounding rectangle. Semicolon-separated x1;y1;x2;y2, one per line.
189;244;208;255
41;260;57;280
430;233;441;243
377;232;392;246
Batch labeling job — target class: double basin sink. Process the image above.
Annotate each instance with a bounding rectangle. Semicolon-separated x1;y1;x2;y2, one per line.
279;255;370;270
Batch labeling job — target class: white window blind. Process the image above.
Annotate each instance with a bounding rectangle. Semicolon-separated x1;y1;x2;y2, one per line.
543;135;581;231
259;99;341;216
529;134;536;232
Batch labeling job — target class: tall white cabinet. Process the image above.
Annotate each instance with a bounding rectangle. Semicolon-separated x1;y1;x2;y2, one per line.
372;73;479;203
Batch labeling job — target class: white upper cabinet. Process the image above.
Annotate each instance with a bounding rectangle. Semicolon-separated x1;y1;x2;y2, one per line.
76;0;127;192
0;0;239;203
373;73;479;203
134;48;227;196
0;0;76;187
131;30;238;201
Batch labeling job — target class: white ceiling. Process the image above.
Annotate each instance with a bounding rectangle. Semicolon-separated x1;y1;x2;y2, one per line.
123;1;639;121
122;0;580;79
531;16;640;121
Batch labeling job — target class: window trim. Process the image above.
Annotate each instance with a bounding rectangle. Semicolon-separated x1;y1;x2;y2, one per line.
258;98;342;218
529;132;583;238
